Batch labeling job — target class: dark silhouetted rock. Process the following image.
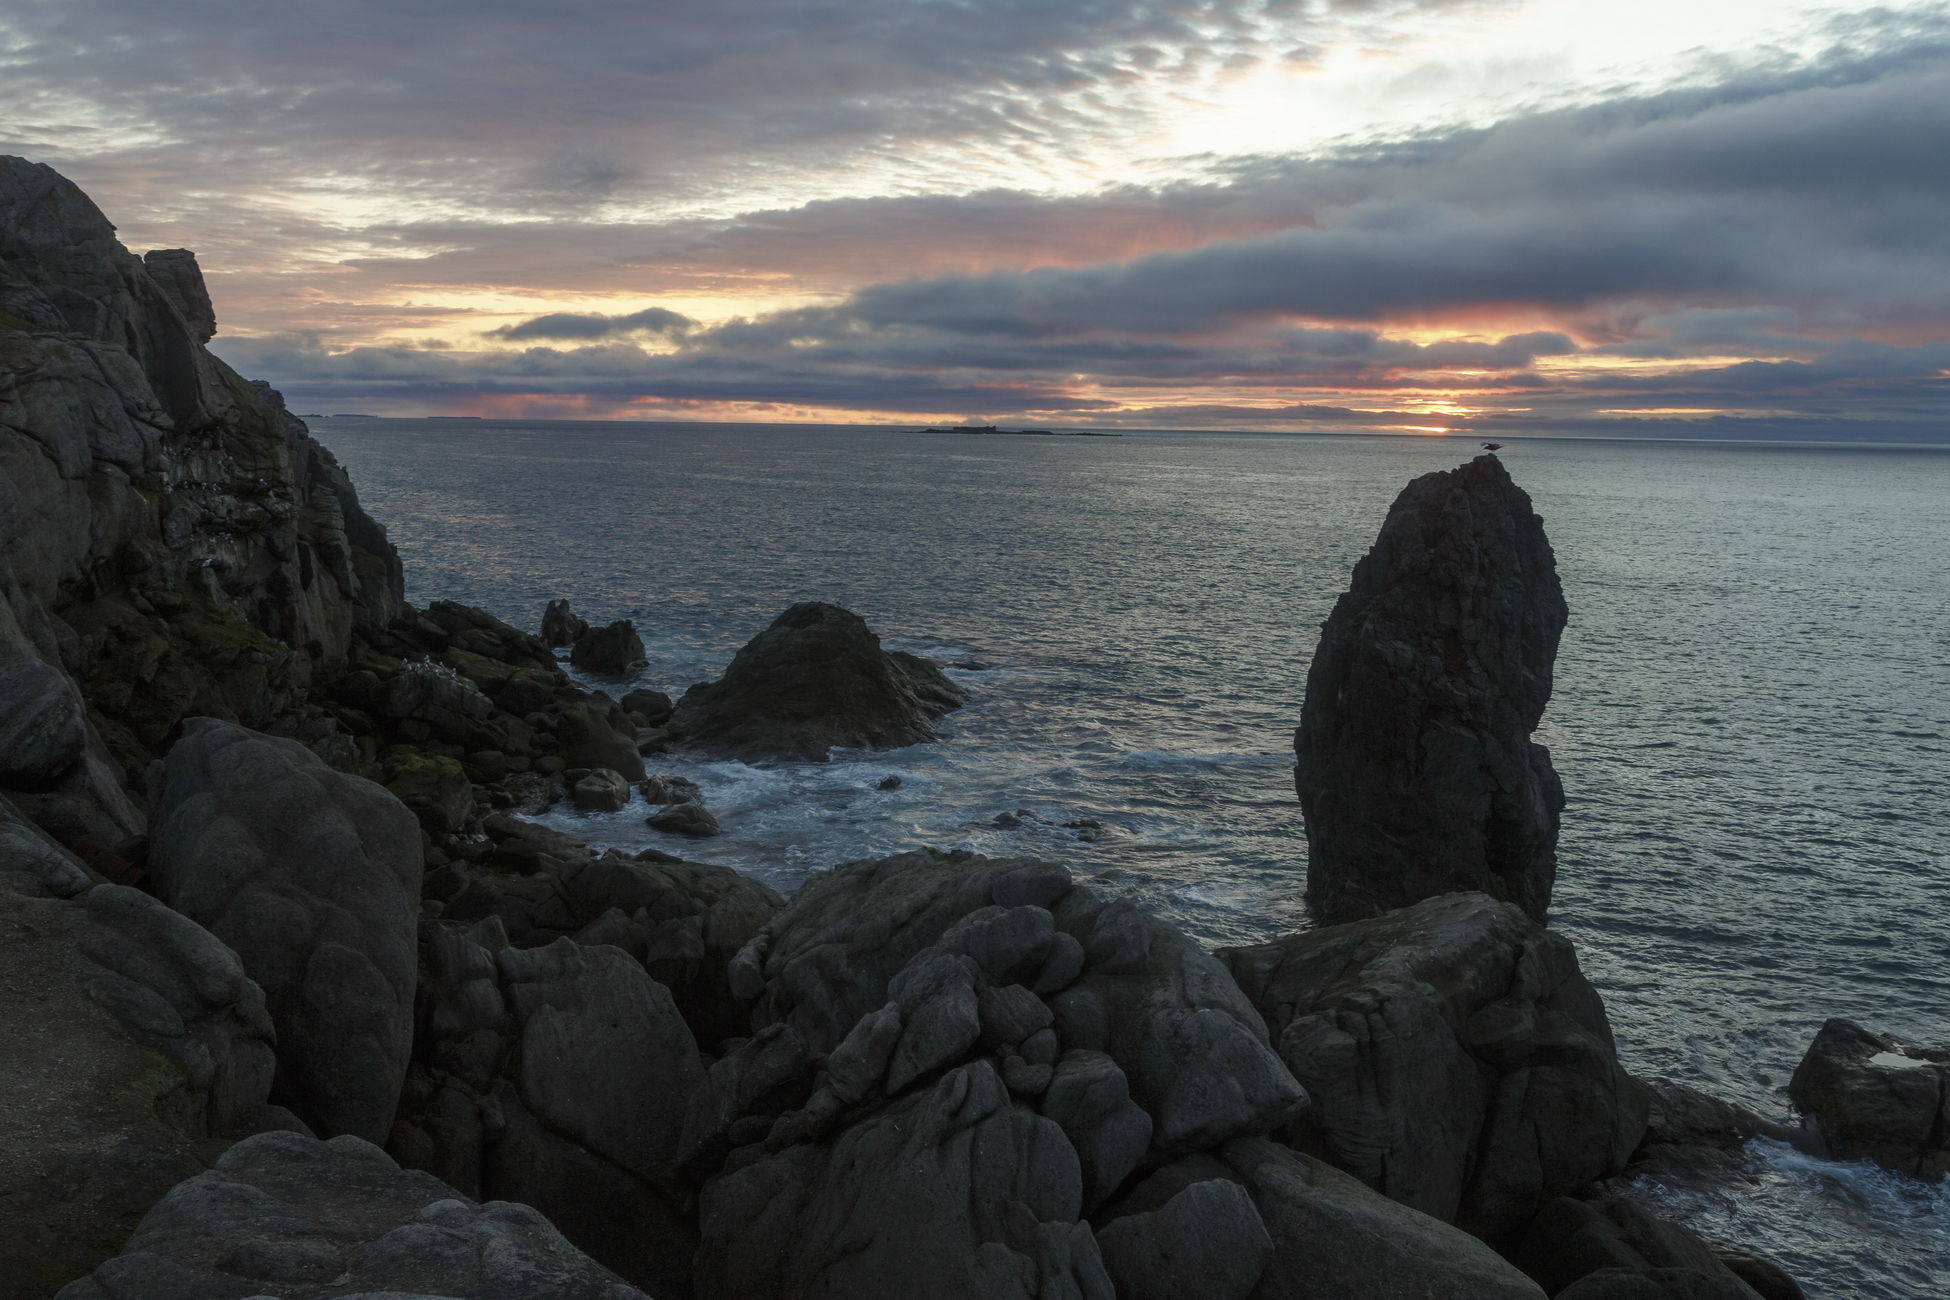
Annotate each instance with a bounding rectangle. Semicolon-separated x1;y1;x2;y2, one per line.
0;643;87;787
1221;891;1644;1239
571;618;646;674
1296;454;1566;923
571;767;633;811
640;772;703;805
55;1130;653;1300
622;687;674;726
149;719;422;1143
139;249;214;343
667;602;967;762
540;597;589;648
1789;1017;1948;1179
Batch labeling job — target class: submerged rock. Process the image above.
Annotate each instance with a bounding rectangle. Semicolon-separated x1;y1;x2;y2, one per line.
1789;1018;1949;1179
1221;891;1645;1239
1296;454;1566;924
56;1130;653;1300
667;601;967;762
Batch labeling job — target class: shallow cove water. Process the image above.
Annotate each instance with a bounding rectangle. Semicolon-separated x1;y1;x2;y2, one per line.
314;417;1950;1297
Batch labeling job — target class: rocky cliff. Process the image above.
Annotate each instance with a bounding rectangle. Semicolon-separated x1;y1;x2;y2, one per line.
1295;453;1566;925
0;155;403;856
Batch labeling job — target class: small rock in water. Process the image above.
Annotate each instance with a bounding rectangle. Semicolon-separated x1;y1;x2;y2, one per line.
877;775;903;791
571;619;647;675
570;768;632;812
647;799;722;838
539;597;590;648
639;773;703;805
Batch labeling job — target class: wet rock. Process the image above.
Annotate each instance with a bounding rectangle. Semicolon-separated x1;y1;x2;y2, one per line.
640;772;704;804
647;799;722;838
877;774;903;790
56;1130;653;1300
540;597;589;648
1788;1017;1949;1179
1295;454;1566;924
571;767;633;812
666;602;968;762
554;697;647;780
150;719;422;1143
571;619;646;675
1221;891;1644;1238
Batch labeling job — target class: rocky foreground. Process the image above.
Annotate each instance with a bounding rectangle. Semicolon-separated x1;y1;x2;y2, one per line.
4;156;1944;1299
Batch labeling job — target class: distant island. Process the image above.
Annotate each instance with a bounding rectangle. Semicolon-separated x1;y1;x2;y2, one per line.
915;424;1121;437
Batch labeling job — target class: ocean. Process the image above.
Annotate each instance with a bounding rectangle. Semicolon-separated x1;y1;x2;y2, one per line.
311;417;1950;1297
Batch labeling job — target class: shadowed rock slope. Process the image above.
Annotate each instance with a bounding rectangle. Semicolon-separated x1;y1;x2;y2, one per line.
1296;453;1567;924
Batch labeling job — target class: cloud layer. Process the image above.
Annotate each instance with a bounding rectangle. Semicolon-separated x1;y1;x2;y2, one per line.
6;0;1948;435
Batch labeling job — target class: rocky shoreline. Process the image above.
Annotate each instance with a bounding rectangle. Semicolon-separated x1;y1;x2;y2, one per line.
3;156;1945;1299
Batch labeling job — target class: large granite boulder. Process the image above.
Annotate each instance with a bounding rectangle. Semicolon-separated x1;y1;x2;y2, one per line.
55;1130;654;1300
667;602;967;762
1510;1190;1768;1299
684;849;1305;1299
388;923;705;1296
1221;892;1645;1239
1296;454;1566;924
149;718;423;1142
1789;1018;1948;1179
0;883;277;1298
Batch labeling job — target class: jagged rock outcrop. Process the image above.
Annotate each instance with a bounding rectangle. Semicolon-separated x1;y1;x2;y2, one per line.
1789;1018;1948;1179
685;849;1316;1298
1221;892;1645;1240
571;617;646;675
667;601;967;761
540;597;589;648
0;154;403;854
55;1131;655;1300
388;922;704;1296
149;719;423;1143
1295;454;1565;924
0;882;280;1299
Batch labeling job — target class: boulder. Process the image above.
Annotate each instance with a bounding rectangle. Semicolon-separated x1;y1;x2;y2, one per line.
1221;892;1644;1238
1509;1191;1766;1299
648;799;722;838
387;923;703;1295
554;697;647;780
0;884;277;1298
623;687;674;726
0;641;87;787
666;602;967;762
571;767;633;812
540;597;590;648
55;1130;654;1300
1788;1018;1948;1178
572;619;646;674
1295;455;1566;923
0;794;98;898
149;719;423;1142
641;772;704;804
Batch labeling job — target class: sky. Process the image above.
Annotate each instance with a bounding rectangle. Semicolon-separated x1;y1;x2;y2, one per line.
4;0;1948;437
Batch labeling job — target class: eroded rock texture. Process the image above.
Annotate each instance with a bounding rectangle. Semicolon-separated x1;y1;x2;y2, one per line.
1296;454;1565;923
55;1131;654;1300
1222;891;1646;1239
149;718;423;1143
667;601;967;761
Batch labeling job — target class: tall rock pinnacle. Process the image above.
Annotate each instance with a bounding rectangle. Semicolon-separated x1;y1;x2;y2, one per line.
1296;453;1567;924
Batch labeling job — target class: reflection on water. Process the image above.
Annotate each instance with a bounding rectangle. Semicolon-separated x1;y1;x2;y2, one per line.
314;418;1950;1297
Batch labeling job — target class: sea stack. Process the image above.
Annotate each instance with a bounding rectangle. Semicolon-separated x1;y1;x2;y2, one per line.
1296;453;1566;924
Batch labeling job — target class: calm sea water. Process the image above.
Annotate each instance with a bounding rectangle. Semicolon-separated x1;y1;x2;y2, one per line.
312;418;1950;1296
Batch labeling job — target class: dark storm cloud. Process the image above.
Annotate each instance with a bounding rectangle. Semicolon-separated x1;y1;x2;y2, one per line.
487;307;695;341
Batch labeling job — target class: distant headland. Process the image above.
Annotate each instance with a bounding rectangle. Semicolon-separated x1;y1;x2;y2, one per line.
915;424;1121;436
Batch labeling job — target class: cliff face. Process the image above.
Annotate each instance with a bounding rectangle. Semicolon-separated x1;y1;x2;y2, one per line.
0;155;402;845
1295;453;1566;924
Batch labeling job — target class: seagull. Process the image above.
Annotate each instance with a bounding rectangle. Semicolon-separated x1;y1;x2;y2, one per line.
1481;441;1504;451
